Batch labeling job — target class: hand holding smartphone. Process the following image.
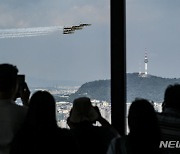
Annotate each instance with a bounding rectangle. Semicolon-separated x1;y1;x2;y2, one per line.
16;75;25;98
16;74;30;106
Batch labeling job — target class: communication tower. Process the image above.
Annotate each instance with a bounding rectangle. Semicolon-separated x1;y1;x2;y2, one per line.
144;48;148;76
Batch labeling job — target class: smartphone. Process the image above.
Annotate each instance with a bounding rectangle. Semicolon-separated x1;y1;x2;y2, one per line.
17;74;25;85
16;74;25;98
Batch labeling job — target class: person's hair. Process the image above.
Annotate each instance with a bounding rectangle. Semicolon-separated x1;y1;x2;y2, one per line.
0;63;18;92
128;99;159;134
26;90;57;129
128;99;161;153
163;84;180;110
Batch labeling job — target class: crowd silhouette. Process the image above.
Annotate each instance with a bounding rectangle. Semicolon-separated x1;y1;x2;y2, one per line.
0;63;179;154
107;99;163;154
10;90;78;154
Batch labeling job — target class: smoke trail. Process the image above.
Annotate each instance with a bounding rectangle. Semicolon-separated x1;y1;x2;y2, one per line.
0;26;63;39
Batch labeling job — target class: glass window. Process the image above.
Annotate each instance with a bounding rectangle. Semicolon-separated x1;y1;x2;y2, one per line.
126;0;180;132
0;0;110;128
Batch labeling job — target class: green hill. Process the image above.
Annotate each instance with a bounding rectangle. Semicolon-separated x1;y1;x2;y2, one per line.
69;80;110;102
68;73;180;103
127;73;180;103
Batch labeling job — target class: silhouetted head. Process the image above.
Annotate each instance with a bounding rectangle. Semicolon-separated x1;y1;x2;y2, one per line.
163;84;180;110
0;63;18;99
69;97;98;124
128;99;160;137
128;99;162;154
27;90;57;129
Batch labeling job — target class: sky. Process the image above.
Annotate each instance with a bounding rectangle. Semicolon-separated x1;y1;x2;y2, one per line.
1;0;180;87
126;0;180;78
0;0;110;86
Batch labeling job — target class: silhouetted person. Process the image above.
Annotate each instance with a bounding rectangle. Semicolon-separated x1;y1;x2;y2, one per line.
67;97;119;154
11;91;79;154
157;84;180;154
107;99;162;154
0;63;29;154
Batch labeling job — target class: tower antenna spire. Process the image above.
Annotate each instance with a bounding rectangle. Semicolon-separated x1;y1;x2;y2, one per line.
144;48;148;77
139;61;142;76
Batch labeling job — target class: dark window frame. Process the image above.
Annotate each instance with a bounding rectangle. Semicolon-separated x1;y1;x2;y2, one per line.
110;0;126;136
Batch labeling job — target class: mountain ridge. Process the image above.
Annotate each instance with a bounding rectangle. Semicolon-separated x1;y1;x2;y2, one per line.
68;73;180;103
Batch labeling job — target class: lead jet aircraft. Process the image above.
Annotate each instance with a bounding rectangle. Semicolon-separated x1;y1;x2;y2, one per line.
79;23;91;27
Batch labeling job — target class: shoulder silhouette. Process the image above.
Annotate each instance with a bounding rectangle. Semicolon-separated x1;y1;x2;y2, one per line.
158;84;180;154
67;97;119;154
11;90;79;154
0;63;28;154
108;99;162;154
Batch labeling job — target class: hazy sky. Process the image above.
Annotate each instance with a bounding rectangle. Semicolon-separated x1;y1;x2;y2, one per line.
0;0;110;85
126;0;180;78
1;0;180;87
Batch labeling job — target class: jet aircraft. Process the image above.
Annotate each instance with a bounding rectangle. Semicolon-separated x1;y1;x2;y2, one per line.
63;23;91;34
79;23;91;27
72;25;83;30
63;27;72;30
63;29;74;34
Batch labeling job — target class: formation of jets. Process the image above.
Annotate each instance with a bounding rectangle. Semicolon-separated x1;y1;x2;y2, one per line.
63;23;91;34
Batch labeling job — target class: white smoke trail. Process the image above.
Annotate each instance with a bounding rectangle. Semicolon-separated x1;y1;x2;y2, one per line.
0;26;63;39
